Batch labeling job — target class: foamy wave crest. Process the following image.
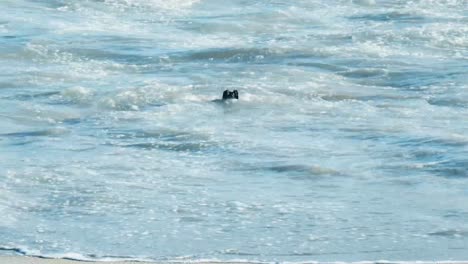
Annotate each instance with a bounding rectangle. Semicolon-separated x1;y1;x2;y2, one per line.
60;86;95;104
405;0;467;11
99;83;205;111
103;0;200;11
24;43;126;80
417;23;468;50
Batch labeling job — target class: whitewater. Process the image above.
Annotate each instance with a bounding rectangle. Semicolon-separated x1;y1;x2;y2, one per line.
0;0;467;262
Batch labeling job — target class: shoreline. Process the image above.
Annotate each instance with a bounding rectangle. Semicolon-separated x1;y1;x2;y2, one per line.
0;256;259;264
1;257;468;264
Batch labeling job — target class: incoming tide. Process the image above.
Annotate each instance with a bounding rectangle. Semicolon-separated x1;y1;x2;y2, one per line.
0;0;467;262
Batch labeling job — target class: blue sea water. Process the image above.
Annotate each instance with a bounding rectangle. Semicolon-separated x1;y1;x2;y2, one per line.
0;0;468;262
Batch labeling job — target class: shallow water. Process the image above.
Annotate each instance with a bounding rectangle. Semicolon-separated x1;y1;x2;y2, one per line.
1;0;468;262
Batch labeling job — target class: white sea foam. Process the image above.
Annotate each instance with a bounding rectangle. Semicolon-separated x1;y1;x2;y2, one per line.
60;87;94;103
104;0;200;11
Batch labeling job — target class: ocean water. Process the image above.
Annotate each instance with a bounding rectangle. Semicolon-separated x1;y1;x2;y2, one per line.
0;0;467;262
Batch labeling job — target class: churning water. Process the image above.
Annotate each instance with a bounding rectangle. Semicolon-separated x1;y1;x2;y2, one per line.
0;0;467;262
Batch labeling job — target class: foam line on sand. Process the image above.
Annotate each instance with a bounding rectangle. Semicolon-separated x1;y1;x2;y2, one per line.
0;257;147;264
2;257;468;264
0;257;259;264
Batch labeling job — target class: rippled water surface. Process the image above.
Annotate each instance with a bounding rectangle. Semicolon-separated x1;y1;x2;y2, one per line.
1;0;468;262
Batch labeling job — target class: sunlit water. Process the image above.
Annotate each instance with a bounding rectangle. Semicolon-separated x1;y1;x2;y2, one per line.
1;0;467;262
